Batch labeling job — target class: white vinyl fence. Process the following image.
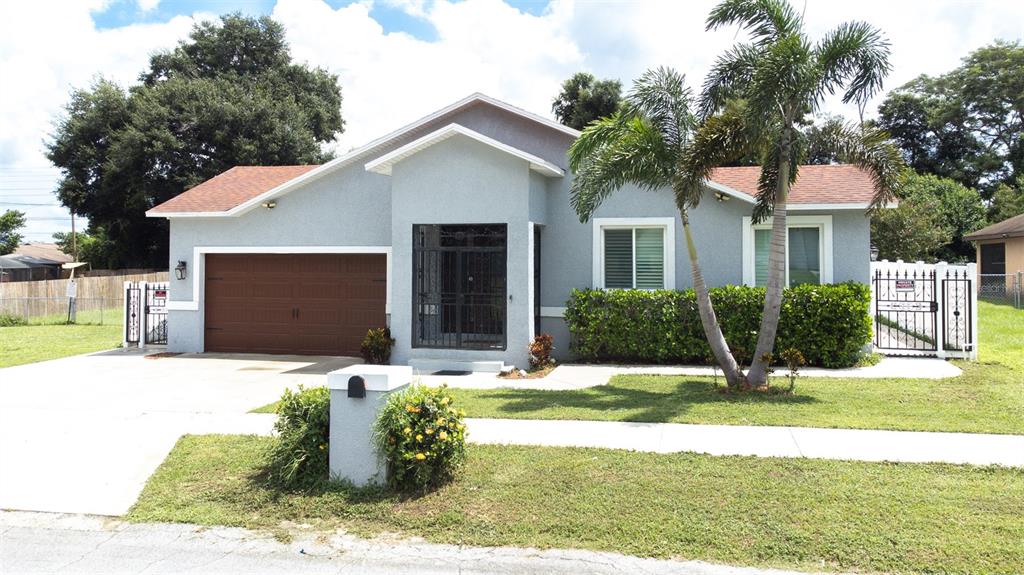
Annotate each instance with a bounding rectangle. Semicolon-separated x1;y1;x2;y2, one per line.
870;260;977;360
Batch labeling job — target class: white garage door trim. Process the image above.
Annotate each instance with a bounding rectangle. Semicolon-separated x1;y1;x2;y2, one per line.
167;246;393;314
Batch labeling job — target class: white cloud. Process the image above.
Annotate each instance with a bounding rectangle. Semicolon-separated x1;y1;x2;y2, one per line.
1;0;1022;242
137;0;161;12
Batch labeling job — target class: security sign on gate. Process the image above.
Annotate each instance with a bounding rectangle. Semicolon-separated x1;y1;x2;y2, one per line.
894;279;915;292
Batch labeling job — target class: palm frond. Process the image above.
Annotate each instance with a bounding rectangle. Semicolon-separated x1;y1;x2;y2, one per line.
816;121;906;211
568;114;676;222
621;67;695;150
699;43;760;119
814;21;891;106
674;104;751;209
706;0;802;45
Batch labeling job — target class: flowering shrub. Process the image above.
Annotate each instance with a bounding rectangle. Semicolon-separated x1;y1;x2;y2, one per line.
528;333;556;369
373;384;466;492
263;385;330;489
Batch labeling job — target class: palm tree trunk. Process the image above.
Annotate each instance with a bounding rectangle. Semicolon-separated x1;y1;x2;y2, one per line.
681;208;745;387
747;135;792;388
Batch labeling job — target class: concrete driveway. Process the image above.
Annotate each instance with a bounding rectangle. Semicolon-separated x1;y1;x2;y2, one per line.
0;349;357;516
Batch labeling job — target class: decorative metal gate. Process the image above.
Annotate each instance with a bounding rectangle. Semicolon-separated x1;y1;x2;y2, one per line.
124;280;168;346
870;261;976;359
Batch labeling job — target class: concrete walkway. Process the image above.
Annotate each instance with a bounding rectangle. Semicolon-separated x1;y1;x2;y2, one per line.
437;357;962;390
466;418;1024;467
0;510;827;575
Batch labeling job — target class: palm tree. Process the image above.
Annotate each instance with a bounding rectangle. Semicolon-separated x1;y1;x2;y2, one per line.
568;67;745;387
679;0;906;388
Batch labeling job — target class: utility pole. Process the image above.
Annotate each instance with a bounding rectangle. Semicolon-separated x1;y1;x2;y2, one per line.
71;211;78;262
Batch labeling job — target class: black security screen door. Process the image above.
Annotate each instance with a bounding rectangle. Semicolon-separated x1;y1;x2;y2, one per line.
413;224;507;349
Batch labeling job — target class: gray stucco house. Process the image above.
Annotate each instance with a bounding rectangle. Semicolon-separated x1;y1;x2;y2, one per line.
148;93;877;370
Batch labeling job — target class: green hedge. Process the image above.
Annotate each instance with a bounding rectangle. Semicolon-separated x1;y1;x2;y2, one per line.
565;283;871;368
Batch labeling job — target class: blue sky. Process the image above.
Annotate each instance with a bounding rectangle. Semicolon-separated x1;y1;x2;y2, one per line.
2;0;1022;241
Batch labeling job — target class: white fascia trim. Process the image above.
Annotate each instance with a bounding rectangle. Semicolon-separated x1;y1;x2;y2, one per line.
365;124;564;178
168;246;393;314
705;179;756;204
539;306;566;318
147;93;575;219
592;217;676;290
741;215;833;286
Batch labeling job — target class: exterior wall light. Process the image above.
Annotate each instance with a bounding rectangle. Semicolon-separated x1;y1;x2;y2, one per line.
714;191;730;202
262;200;277;209
870;245;880;261
174;260;187;280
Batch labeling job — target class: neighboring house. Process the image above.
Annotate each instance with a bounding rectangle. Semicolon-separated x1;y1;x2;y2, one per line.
147;93;876;370
0;244;73;282
964;213;1024;294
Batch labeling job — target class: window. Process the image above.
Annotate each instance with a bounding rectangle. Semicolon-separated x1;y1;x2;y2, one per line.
593;218;675;289
744;215;833;287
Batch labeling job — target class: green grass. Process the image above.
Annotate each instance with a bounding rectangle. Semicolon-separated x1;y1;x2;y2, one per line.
250;402;278;414
0;323;122;367
129;434;1024;574
450;301;1024;435
27;307;122;326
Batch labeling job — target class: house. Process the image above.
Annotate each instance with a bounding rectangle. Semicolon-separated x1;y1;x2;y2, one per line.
147;93;877;370
964;212;1024;294
0;244;73;282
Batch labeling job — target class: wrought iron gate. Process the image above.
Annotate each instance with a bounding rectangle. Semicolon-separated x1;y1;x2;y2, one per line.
871;262;976;359
124;280;168;346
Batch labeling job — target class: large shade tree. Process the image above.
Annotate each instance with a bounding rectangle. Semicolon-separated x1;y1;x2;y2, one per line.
552;72;623;131
47;14;343;268
568;67;745;387
682;0;906;387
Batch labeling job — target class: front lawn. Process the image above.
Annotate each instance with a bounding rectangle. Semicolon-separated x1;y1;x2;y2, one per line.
0;323;122;368
129;434;1024;574
450;301;1024;434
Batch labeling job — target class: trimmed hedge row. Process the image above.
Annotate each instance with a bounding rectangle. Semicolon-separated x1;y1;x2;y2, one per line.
565;283;872;368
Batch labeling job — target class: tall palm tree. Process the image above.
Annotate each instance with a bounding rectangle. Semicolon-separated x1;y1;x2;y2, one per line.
569;67;745;387
679;0;906;388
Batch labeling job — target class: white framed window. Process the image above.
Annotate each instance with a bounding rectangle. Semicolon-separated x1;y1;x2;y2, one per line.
592;217;676;289
742;215;833;287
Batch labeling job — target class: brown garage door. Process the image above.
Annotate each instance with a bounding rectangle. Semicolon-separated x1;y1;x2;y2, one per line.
204;253;386;356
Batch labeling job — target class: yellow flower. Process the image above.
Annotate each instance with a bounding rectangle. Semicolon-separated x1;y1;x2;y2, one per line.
416;434;423;441
406;404;415;412
437;418;446;426
438;430;448;441
404;427;412;435
440;397;450;405
415;453;426;460
319;444;326;450
425;428;434;435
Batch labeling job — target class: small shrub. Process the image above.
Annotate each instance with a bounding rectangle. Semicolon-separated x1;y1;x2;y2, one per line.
780;348;806;394
528;333;555;369
373;384;466;492
264;385;330;489
361;327;395;365
0;313;27;327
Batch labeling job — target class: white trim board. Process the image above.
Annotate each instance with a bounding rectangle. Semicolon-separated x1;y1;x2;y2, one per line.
167;246;393;314
741;215;833;286
592;217;676;290
365;124;564;178
147;93;577;219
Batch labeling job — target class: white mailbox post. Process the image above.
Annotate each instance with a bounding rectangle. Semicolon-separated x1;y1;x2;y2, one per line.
327;365;411;486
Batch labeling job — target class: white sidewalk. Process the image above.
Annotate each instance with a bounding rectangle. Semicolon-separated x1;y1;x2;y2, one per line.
437;357;963;390
466;418;1024;467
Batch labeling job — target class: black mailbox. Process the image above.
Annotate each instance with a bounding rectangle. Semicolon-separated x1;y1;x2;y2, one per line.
347;375;366;398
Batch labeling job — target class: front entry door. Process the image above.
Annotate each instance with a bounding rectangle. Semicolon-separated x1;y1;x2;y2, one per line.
413;224;507;350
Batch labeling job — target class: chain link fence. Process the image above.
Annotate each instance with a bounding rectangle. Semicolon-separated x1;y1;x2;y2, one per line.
979;272;1023;309
0;297;122;325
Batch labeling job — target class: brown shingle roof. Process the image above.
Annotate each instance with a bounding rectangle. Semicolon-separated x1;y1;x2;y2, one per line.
709;164;878;205
149;165;320;214
964;213;1024;241
13;243;73;263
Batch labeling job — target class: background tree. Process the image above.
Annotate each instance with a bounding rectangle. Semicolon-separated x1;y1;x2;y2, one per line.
52;229;114;269
687;0;905;388
875;40;1023;197
552;72;623;130
989;175;1024;223
46;14;343;268
899;173;987;261
568;67;745;387
870;193;951;262
0;210;26;255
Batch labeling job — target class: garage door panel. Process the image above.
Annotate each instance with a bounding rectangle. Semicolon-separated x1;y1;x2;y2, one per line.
205;253;386;356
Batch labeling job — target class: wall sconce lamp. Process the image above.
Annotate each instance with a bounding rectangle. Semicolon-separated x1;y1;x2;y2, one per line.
262;200;277;209
714;191;730;202
174;260;187;280
870;245;880;262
